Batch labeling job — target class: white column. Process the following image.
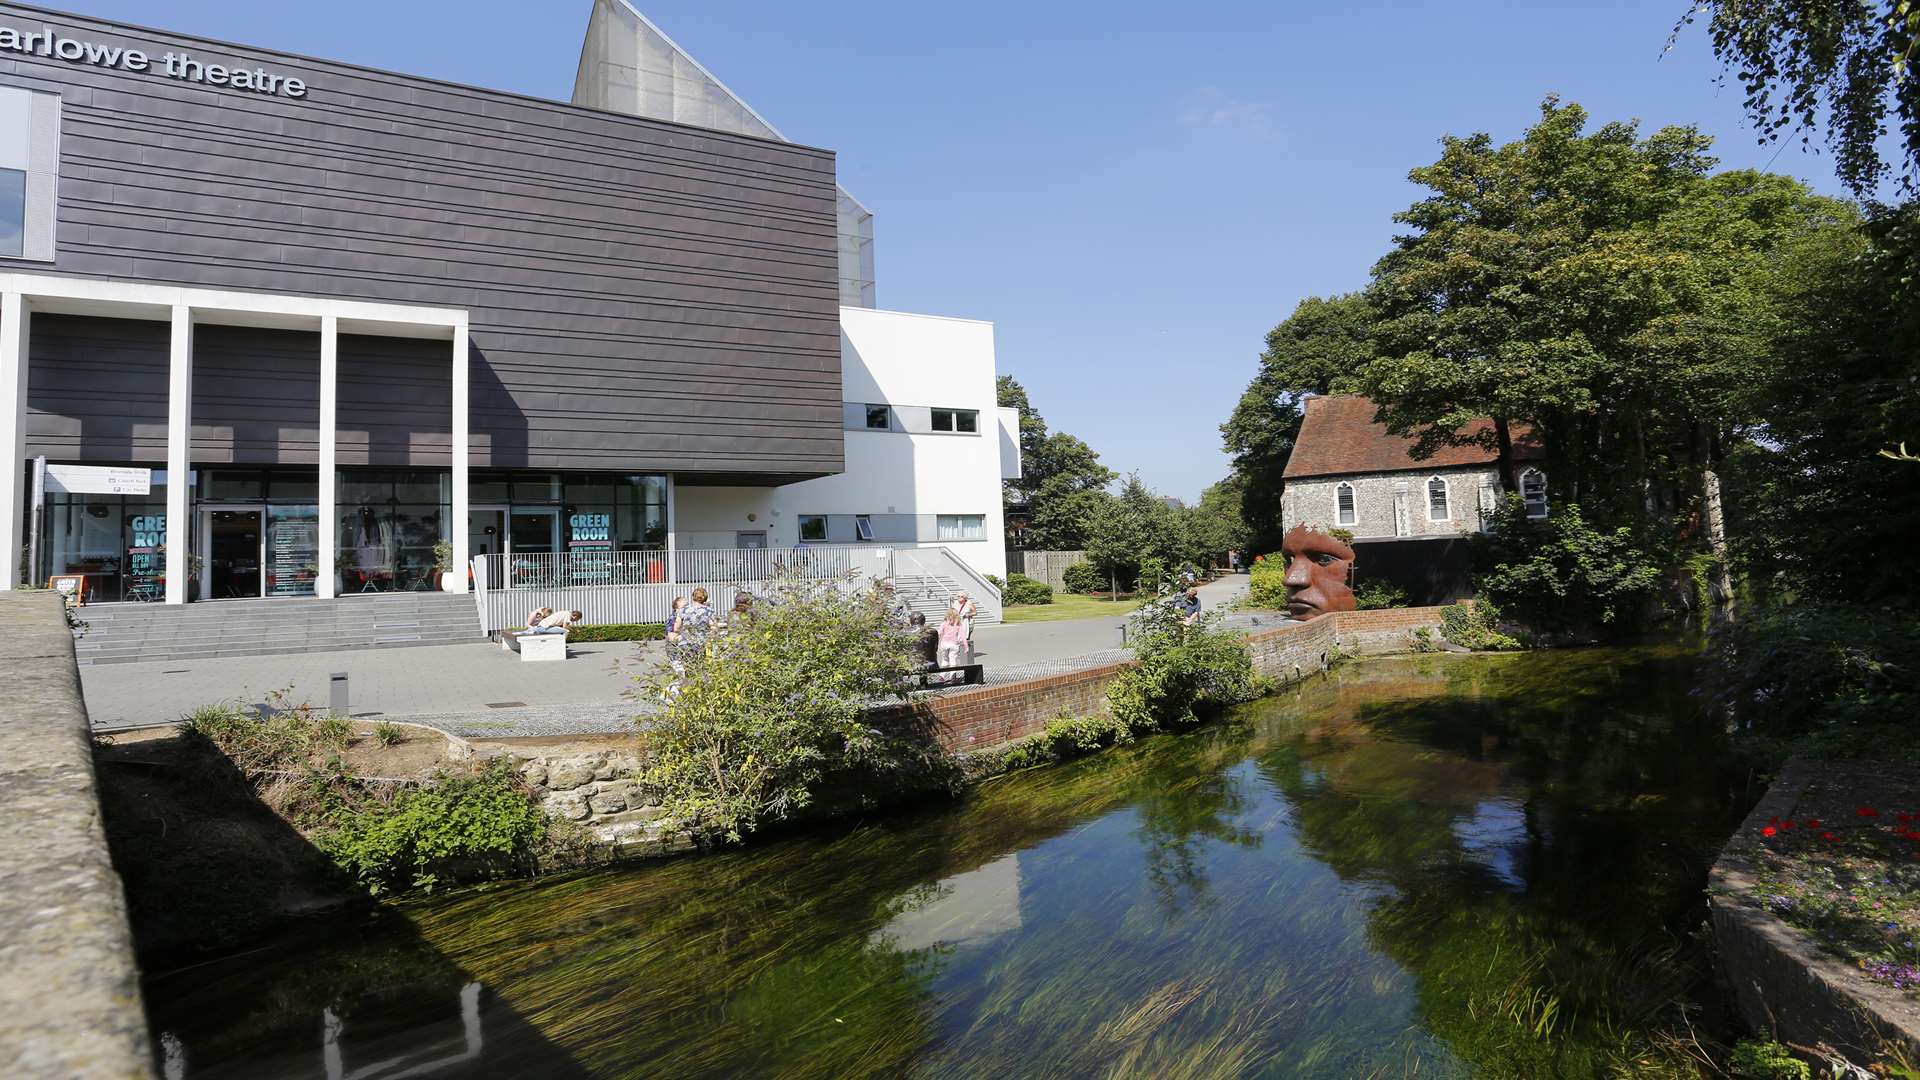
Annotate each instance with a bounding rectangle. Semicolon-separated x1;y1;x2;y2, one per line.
0;292;27;590
448;323;469;593
164;305;192;605
315;315;338;599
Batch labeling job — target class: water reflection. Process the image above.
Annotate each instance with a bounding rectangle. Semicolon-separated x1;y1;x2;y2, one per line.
149;647;1749;1079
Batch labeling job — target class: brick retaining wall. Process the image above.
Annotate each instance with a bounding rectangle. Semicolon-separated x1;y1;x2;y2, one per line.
893;607;1451;756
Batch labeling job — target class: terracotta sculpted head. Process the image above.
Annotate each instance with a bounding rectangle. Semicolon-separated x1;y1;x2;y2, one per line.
1281;526;1356;620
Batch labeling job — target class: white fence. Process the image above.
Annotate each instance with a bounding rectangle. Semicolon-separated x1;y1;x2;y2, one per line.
469;546;895;634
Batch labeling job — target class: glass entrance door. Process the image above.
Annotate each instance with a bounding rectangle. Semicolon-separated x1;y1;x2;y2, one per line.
468;508;506;589
508;509;559;587
202;508;263;599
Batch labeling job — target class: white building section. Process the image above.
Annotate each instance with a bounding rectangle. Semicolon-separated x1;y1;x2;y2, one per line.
674;307;1015;589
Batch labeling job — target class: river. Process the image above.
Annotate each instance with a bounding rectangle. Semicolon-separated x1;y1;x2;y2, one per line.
146;646;1752;1079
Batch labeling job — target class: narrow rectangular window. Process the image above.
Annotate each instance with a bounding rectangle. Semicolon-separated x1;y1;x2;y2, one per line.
1521;471;1550;518
1336;483;1357;526
864;405;889;430
1427;477;1449;521
0;168;23;259
854;514;874;541
931;409;954;432
798;515;827;542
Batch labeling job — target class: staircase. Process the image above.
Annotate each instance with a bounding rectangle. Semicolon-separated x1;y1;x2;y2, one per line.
894;572;1001;627
72;592;485;666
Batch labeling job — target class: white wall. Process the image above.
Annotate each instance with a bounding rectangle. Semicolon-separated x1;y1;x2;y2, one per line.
767;307;1007;583
674;484;773;549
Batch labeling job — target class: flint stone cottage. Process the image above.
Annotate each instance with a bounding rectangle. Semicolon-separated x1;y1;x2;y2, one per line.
1280;395;1547;604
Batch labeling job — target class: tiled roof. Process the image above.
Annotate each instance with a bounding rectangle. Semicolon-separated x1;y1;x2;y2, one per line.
1282;395;1545;479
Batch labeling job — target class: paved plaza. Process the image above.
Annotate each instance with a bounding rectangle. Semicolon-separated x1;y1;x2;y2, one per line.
80;575;1253;739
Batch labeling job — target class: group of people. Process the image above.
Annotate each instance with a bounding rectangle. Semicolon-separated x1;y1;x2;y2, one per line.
523;607;584;633
883;581;977;672
662;587;755;656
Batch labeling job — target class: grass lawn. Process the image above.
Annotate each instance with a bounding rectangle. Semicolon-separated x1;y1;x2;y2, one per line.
1001;592;1143;624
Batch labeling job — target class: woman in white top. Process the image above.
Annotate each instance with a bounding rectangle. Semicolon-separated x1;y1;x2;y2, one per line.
949;592;977;644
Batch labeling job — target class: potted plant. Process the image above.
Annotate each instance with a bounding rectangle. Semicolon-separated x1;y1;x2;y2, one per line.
432;540;459;591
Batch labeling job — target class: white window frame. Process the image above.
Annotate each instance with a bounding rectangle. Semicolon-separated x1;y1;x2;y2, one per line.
854;514;874;542
1334;482;1357;527
1520;469;1550;519
798;514;828;542
1426;476;1450;522
937;514;984;540
0;86;60;263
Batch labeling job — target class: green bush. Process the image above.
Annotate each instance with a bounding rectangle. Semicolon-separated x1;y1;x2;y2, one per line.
566;622;666;643
1354;578;1409;610
1107;600;1260;733
1002;573;1053;606
1247;555;1288;609
1709;602;1920;738
639;571;939;843
1727;1039;1809;1080
1440;601;1521;651
1061;561;1106;594
315;759;549;895
1474;497;1661;635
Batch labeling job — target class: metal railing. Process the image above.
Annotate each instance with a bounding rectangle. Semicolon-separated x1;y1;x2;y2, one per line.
468;546;884;634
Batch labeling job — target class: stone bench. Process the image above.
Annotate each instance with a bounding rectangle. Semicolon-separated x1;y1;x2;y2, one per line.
501;629;568;662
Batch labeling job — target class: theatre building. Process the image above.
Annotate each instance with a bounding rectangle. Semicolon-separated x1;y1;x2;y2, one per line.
0;2;1009;612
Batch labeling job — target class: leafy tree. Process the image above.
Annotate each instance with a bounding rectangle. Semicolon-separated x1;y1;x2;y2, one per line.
997;375;1117;549
1678;0;1920;196
1473;497;1664;635
1361;98;1854;624
1183;476;1249;562
1221;293;1374;553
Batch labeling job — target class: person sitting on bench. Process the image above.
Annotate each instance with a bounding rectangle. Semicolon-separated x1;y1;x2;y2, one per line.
909;611;939;672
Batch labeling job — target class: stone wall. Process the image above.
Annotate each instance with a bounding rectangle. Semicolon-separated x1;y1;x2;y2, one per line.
1710;760;1920;1064
513;749;693;857
1283;467;1498;541
0;593;154;1079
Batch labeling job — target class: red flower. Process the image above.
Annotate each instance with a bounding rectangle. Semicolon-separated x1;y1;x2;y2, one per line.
1769;816;1780;825
1807;819;1821;828
1823;832;1837;840
1762;826;1778;837
1858;807;1880;818
1782;821;1796;830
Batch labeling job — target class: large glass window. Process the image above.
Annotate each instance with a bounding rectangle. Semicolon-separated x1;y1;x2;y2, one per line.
338;469;448;593
937;514;984;540
931;408;979;434
798;515;828;542
40;473;173;602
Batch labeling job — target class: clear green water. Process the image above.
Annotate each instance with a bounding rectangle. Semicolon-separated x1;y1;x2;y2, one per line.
146;647;1752;1079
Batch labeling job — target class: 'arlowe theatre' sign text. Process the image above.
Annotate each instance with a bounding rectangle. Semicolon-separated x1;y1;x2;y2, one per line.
0;25;307;98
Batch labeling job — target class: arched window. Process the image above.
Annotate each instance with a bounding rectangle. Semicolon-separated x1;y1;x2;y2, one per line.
1335;482;1357;526
1520;469;1549;518
1426;476;1450;521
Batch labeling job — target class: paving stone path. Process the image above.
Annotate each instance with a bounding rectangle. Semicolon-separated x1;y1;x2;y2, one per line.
81;575;1259;740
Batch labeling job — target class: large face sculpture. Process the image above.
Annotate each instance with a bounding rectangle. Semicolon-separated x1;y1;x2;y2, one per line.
1282;525;1356;620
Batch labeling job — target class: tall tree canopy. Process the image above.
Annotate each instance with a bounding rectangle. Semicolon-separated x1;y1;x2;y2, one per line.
1220;293;1373;554
1680;0;1920;196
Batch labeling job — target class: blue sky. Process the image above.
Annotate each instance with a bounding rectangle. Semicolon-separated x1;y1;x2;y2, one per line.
60;1;1856;500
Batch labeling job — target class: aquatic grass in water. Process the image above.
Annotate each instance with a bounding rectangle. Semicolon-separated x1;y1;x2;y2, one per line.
145;646;1752;1079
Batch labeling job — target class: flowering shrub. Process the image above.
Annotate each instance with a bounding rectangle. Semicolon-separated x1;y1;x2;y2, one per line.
1106;599;1260;734
639;571;936;844
1752;793;1920;996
